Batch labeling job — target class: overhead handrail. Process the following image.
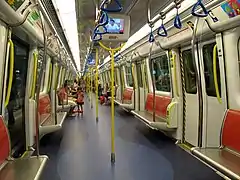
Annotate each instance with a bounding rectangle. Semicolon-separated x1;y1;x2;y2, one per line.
213;44;222;104
174;2;182;29
192;0;208;17
31;52;38;98
5;39;14;108
100;0;123;12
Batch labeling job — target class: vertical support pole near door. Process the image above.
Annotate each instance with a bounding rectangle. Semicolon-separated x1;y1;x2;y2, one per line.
110;50;115;163
90;68;93;108
95;48;99;122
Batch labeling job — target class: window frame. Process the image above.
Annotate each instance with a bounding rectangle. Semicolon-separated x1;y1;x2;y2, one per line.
124;64;133;88
181;46;198;95
149;52;172;96
200;39;221;97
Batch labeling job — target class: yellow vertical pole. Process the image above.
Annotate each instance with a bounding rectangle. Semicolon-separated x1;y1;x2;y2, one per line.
99;42;125;164
95;48;99;122
110;50;115;163
90;68;93;108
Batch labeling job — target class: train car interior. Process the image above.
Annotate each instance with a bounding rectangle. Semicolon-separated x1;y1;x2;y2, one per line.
0;0;240;180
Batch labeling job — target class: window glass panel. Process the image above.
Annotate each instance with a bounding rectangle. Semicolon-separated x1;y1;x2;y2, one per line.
182;50;197;94
202;43;221;97
125;65;133;87
151;55;171;92
136;63;143;87
5;38;29;154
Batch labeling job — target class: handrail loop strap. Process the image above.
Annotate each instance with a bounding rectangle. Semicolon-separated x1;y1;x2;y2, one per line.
174;7;182;29
149;27;155;43
100;0;123;12
157;19;167;37
192;0;208;18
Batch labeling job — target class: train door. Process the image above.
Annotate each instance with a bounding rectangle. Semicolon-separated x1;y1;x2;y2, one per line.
198;40;227;147
181;47;199;146
136;61;144;111
3;36;29;156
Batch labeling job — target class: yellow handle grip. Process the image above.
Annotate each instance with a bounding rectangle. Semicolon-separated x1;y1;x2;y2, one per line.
31;52;38;98
213;44;222;104
5;40;14;107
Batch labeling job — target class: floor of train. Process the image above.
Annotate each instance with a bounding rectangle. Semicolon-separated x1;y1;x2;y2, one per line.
40;98;224;180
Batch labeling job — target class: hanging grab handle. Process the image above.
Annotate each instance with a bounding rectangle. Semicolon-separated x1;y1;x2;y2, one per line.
31;52;38;98
192;0;208;17
5;39;14;107
213;44;222;104
157;21;168;37
174;9;182;29
99;11;109;26
100;0;123;12
149;28;155;42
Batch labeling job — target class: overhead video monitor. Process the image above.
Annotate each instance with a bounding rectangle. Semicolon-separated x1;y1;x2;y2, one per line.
101;13;130;42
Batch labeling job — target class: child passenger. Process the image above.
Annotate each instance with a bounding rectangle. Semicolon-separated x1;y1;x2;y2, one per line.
76;87;84;112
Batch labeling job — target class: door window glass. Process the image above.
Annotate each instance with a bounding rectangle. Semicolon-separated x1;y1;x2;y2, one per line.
5;38;29;153
151;55;171;92
136;63;143;88
125;65;133;87
203;43;221;97
182;50;197;94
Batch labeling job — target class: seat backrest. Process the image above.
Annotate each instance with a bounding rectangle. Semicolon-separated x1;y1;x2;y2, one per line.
222;109;240;152
122;88;133;103
38;94;51;124
0;116;10;165
145;93;171;118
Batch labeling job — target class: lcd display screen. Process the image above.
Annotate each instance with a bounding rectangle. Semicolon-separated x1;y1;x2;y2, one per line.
106;18;124;34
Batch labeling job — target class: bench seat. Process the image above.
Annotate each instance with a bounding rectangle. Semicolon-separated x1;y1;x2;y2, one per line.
39;94;67;135
40;112;67;135
191;148;240;179
114;99;134;110
191;109;240;180
0;156;48;180
132;110;174;131
0;116;48;180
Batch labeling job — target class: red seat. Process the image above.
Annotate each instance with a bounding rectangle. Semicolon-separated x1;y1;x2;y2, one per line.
122;88;133;103
0;116;10;165
0;116;48;180
145;93;171;118
222;109;240;152
38;94;51;125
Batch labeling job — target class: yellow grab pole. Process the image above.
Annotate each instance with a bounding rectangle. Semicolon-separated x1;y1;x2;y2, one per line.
99;42;125;163
90;68;93;108
95;48;99;122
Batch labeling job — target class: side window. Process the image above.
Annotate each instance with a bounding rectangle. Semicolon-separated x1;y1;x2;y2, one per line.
151;55;171;92
136;63;143;88
202;43;221;97
182;50;197;94
125;65;133;87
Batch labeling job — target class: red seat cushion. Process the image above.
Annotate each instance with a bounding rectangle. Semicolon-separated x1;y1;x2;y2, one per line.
0;116;10;165
38;94;51;124
123;88;133;101
222;109;240;152
145;94;171;118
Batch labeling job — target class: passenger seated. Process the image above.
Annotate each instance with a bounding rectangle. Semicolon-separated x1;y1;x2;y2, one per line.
58;81;76;115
